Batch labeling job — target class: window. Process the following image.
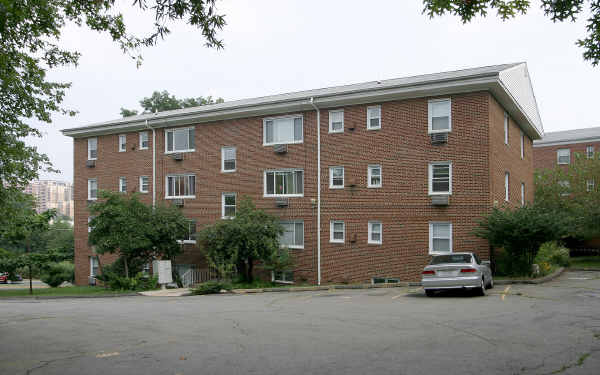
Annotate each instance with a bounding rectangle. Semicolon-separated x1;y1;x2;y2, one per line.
119;177;127;193
181;220;197;243
559;180;571;196
273;270;294;283
88;217;93;233
520;131;524;159
428;99;451;133
329;166;344;189
428;162;452;195
368;221;382;244
88;138;97;160
329;110;344;133
88;179;97;200
330;221;345;243
139;132;149;150
557;149;570;165
429;222;452;254
222;193;236;219
367;105;381;130
280;221;304;249
264;170;303;197
165;127;195;153
372;277;399;284
504;112;509;145
505;172;510;201
119;135;126;152
139;176;149;193
221;146;236;172
263;115;303;145
368;165;382;188
587;180;595;192
90;256;99;277
587;146;595;159
521;182;525;206
166;174;195;198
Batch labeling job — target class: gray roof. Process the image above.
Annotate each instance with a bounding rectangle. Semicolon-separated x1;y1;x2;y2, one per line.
533;126;600;147
62;62;543;139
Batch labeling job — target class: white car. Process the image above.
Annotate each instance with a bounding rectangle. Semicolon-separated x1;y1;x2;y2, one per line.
421;252;493;297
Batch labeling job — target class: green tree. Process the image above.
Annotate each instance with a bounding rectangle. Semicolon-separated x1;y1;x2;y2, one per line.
474;206;568;275
197;197;285;282
423;0;600;66
1;1;225;212
535;152;600;240
120;90;225;117
88;191;189;278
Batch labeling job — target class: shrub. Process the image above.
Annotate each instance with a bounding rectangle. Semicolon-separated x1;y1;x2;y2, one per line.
192;281;231;295
96;271;158;291
535;241;571;267
40;261;74;287
493;250;531;277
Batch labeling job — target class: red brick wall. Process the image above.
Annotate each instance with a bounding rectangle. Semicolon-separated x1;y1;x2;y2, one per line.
73;91;535;285
533;141;600;171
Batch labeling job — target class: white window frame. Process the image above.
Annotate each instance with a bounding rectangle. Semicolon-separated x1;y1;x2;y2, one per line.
505;172;510;202
263;169;304;197
165;174;196;199
521;182;525;206
366;105;381;130
428;161;452;195
139;176;149;193
88;217;92;233
178;219;197;244
90;256;99;277
504;112;509;145
139;131;149;150
221;146;236;173
428;98;452;134
262;114;303;146
88;178;97;200
520;131;524;159
587;180;595;192
272;270;294;284
368;164;382;188
329;110;344;133
330;220;345;243
429;222;453;255
222;192;236;219
587;146;595;159
164;127;195;154
329;166;344;189
557;149;570;165
119;177;127;193
118;134;126;152
368;221;382;245
87;138;97;160
280;220;304;249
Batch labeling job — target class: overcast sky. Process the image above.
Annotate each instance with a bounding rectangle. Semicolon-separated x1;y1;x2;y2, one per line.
30;0;600;182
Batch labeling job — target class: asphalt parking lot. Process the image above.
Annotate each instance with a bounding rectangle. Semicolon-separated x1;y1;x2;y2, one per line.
1;271;600;375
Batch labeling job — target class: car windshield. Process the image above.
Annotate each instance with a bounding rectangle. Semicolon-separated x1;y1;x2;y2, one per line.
430;254;472;265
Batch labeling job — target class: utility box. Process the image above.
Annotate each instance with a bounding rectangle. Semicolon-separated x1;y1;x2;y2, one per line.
152;260;173;286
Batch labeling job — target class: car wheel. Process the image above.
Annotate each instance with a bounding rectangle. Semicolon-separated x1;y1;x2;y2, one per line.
487;277;494;289
425;289;436;297
476;278;486;296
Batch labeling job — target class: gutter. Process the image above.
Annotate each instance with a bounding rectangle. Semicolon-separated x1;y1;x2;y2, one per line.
310;97;321;286
144;119;156;207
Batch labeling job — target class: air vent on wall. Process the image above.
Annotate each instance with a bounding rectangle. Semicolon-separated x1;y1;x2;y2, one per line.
431;195;449;206
171;153;184;161
275;197;289;207
173;198;184;207
431;133;448;145
86;160;96;168
273;144;287;154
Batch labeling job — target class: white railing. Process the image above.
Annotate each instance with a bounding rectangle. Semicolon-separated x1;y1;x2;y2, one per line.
181;268;217;287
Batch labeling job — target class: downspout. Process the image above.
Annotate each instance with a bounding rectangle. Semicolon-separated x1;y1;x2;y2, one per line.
310;97;321;285
144;119;156;207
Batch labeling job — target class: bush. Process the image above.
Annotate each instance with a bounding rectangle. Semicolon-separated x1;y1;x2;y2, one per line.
40;261;74;287
192;281;231;295
493;250;532;277
96;271;158;291
535;241;571;267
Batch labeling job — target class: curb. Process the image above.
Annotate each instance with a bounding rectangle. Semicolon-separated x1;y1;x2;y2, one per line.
568;267;600;272
0;293;139;300
494;267;565;285
230;281;422;295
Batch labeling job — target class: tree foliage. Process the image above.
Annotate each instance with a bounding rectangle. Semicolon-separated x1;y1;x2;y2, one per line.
0;0;225;212
197;197;288;282
88;191;189;277
120;90;224;117
422;0;600;66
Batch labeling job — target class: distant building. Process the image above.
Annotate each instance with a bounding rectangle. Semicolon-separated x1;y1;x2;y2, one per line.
24;180;74;219
533;126;600;170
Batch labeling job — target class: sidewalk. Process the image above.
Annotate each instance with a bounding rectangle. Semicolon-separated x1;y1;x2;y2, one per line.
138;288;192;297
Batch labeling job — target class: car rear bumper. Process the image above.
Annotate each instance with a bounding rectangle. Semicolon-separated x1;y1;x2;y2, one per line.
421;276;481;290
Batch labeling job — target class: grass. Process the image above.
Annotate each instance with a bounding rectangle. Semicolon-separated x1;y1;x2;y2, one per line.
570;256;600;269
494;264;558;280
230;280;290;289
0;286;132;298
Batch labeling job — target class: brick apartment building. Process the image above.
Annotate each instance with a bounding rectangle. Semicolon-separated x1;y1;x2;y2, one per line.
62;63;543;286
533;127;600;170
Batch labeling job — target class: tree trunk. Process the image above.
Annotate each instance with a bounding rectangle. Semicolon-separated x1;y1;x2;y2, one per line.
124;257;129;279
27;241;32;295
247;258;254;283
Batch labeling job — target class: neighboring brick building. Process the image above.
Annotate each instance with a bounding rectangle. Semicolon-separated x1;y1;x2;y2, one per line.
533;127;600;171
62;63;543;286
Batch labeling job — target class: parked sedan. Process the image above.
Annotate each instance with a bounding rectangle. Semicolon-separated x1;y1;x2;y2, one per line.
422;252;493;297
